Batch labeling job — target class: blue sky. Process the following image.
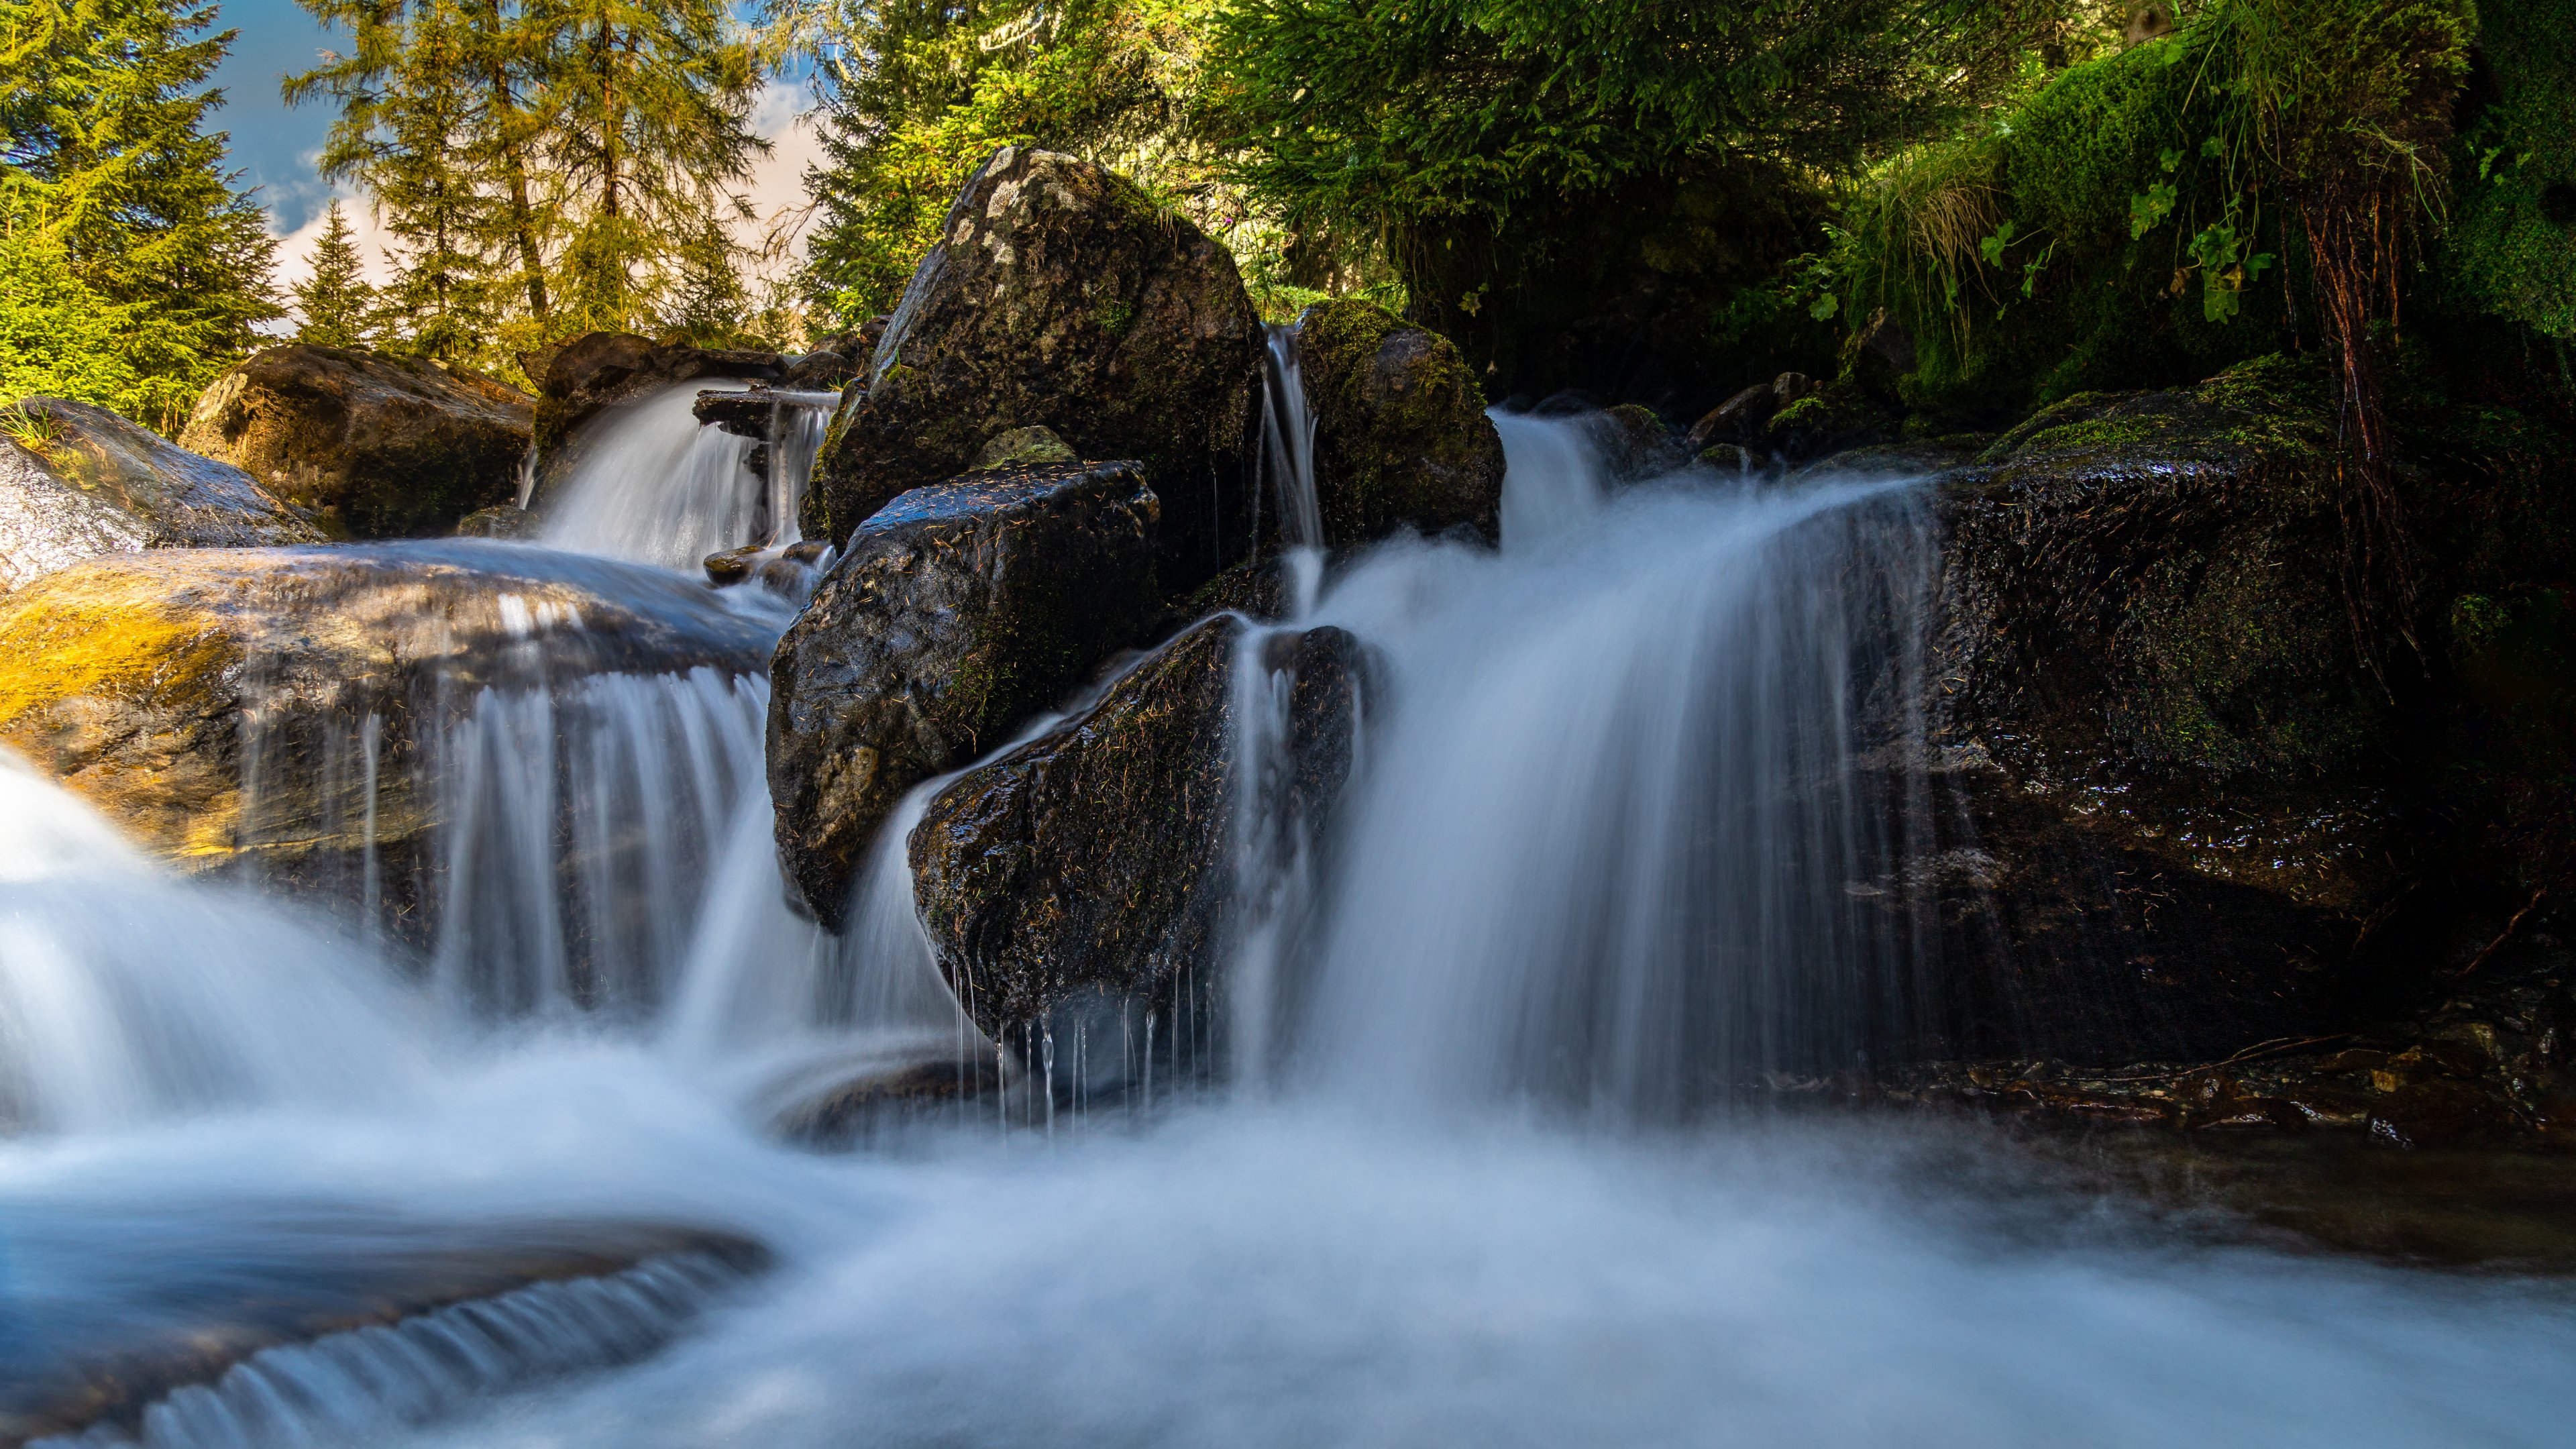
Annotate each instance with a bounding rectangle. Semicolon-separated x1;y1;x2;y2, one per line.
207;0;346;236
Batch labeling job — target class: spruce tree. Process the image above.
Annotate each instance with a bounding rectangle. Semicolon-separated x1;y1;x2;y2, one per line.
463;0;556;325
1;0;280;429
292;199;376;347
548;0;766;333
290;0;499;363
655;213;749;345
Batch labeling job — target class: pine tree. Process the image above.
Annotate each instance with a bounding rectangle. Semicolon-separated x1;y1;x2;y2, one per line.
462;0;555;325
290;0;500;363
548;0;766;333
292;199;376;347
655;213;749;345
1;0;281;430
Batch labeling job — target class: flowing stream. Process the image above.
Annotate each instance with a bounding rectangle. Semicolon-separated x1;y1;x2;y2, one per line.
3;389;2573;1446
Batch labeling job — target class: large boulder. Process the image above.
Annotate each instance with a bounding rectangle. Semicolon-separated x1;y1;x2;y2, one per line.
527;331;786;498
1905;355;2408;1065
909;612;1366;1074
767;460;1162;926
0;398;319;592
810;146;1262;592
179;345;535;538
0;542;772;908
1292;299;1505;543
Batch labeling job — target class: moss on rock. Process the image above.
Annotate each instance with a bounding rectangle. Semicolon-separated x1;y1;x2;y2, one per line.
1292;298;1504;542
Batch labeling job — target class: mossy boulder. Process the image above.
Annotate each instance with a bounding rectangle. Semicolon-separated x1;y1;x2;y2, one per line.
767;460;1163;927
1764;381;1900;462
1292;299;1505;541
910;612;1366;1072
1590;402;1688;483
1915;354;2406;1063
1;398;321;592
810;146;1262;591
0;543;771;911
179;345;534;539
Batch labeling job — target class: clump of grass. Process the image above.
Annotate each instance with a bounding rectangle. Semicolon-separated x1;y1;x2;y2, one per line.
2;403;60;453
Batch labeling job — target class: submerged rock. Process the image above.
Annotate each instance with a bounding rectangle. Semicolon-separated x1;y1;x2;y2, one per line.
909;613;1366;1070
0;1215;763;1448
0;398;320;592
178;345;533;538
810;146;1261;590
0;543;771;903
767;460;1163;926
1292;299;1505;542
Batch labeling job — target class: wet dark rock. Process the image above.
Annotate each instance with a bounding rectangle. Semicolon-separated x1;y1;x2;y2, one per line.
772;1056;1005;1148
1181;555;1292;623
1902;354;2410;1067
1293;298;1505;542
1697;443;1759;473
782;317;888;392
909;614;1367;1063
1795;436;1988;480
1686;383;1778;450
692;387;776;438
453;502;536;538
178;345;533;538
1;398;320;592
529;331;785;497
703;544;761;586
1764;380;1899;462
767;460;1162;927
0;543;771;898
810;146;1260;590
1592;402;1688;482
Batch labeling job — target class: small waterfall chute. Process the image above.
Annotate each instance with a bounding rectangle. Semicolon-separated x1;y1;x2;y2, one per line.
0;753;433;1134
539;383;845;573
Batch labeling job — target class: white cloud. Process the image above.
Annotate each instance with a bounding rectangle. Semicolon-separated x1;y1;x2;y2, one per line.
734;82;826;278
264;176;402;336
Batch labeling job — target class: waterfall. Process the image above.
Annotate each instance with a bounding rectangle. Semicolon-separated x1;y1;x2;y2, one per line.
1269;415;1939;1118
538;383;844;572
761;390;840;550
0;752;431;1133
1258;325;1324;561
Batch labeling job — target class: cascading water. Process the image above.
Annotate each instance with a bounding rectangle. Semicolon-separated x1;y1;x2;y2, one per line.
538;382;843;572
6;396;2575;1448
539;384;767;569
1289;449;1941;1117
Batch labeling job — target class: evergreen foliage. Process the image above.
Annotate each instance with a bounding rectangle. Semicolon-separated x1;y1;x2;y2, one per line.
290;199;376;348
550;0;767;334
656;213;753;346
796;0;1217;323
0;0;280;430
287;0;768;370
